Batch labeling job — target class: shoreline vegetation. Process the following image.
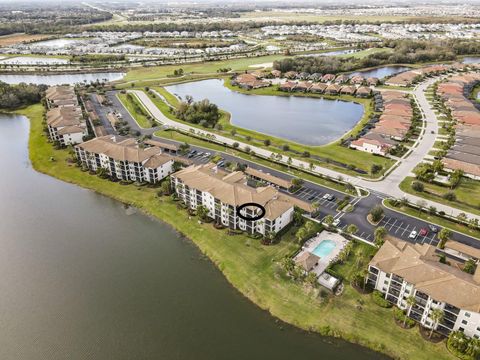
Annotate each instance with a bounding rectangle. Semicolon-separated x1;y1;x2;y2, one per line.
14;102;454;360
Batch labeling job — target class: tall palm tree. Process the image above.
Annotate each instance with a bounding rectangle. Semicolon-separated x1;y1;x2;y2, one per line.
404;296;416;327
429;308;444;338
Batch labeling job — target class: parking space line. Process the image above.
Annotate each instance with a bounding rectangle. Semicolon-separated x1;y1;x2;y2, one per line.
394;222;404;234
401;224;410;236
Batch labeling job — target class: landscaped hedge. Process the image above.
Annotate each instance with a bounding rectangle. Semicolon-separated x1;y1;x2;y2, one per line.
371;290;392;308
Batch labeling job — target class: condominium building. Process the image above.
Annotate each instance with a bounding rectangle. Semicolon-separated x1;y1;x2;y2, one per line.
45;86;86;146
46;106;88;146
367;239;480;338
171;163;311;236
45;86;78;108
75;135;176;183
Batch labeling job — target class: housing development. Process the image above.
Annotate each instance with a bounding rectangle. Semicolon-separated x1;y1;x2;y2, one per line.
2;1;480;360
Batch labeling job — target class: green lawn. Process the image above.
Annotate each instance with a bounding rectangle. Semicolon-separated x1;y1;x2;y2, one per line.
16;102;454;360
400;176;480;217
150;81;395;178
122;54;289;83
117;92;152;128
330;241;377;282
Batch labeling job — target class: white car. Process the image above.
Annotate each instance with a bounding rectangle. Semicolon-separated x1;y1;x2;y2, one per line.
323;193;330;200
332;219;341;227
408;230;418;239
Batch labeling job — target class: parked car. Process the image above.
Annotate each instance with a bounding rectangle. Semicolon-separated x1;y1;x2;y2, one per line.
408;230;418;239
332;219;341;227
428;224;439;233
308;195;316;201
419;228;429;237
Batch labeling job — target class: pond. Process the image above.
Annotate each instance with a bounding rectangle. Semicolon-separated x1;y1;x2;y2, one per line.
305;49;360;57
0;56;69;65
28;38;81;48
348;66;411;79
165;79;364;145
0;72;125;86
0;114;388;360
462;56;480;64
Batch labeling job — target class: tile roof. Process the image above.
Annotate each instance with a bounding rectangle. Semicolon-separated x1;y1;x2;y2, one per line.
370;239;480;312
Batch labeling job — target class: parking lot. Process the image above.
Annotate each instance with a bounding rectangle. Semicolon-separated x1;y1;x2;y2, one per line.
378;215;439;246
185;150;214;164
291;186;341;210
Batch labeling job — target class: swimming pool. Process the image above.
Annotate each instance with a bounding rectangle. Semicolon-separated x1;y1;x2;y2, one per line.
312;240;336;258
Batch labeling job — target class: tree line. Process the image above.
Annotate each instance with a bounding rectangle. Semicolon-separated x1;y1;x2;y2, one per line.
273;39;480;74
0;81;46;110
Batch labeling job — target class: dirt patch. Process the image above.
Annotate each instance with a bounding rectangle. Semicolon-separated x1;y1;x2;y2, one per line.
0;33;50;47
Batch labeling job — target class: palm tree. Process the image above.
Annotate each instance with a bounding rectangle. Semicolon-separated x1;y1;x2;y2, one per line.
295;227;307;243
429;308;444;338
374;227;387;247
196;205;209;221
346;224;358;235
404;295;416;327
324;215;334;227
282;257;295;275
305;272;318;288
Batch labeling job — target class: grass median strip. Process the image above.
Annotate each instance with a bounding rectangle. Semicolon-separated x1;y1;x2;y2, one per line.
117;92;153;128
400;176;480;217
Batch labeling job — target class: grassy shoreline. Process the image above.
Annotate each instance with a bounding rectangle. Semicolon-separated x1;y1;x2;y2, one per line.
146;80;394;177
15;103;454;360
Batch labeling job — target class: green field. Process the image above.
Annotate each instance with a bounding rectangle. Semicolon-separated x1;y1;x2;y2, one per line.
400;176;480;217
149;81;395;178
17;103;454;360
121;54;287;83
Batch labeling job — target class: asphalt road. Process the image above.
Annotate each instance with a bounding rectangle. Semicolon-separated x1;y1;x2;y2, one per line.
105;89;480;250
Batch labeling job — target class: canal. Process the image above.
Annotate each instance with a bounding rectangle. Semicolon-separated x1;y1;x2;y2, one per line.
0;114;387;360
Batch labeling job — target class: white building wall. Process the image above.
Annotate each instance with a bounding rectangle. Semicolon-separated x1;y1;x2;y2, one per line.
454;310;480;338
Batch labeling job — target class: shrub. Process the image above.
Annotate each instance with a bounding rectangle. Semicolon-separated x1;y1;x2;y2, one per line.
371;291;392;308
369;205;384;223
443;191;457;201
411;181;424;192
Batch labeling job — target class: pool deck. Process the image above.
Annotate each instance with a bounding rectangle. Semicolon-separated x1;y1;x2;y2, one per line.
297;230;348;276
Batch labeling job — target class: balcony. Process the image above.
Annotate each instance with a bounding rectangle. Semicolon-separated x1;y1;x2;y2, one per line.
444;304;460;315
386;295;398;304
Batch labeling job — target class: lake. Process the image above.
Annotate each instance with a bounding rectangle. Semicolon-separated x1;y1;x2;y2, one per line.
305;49;360;57
0;72;125;86
0;56;69;65
165;79;364;145
29;38;81;48
462;56;480;64
348;66;411;79
0;114;387;360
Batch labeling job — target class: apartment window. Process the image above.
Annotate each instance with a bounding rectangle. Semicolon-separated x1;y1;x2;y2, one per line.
461;320;468;325
459;327;465;332
384;280;388;285
465;312;471;318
